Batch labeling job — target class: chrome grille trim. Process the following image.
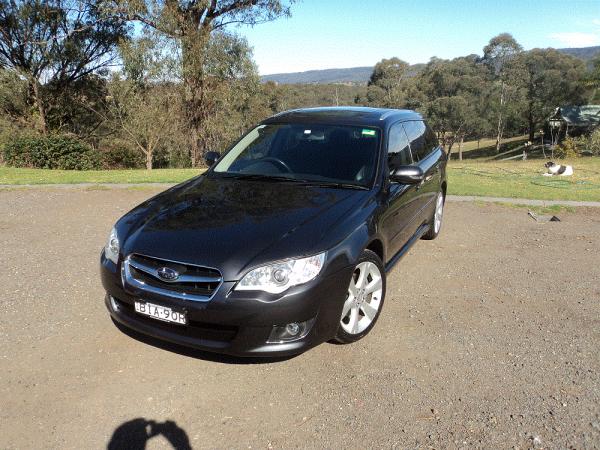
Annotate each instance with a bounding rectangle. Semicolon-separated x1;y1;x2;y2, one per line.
127;256;222;284
122;254;223;303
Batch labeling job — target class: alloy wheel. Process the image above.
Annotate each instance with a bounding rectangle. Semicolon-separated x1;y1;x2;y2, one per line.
340;261;383;335
434;192;444;234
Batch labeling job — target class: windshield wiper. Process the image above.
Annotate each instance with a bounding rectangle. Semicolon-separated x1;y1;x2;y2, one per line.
216;173;300;182
216;173;368;190
292;180;369;190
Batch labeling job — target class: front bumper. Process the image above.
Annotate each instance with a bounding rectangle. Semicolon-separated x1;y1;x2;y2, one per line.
100;252;353;357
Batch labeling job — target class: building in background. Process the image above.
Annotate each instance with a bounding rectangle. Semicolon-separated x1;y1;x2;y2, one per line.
547;105;600;142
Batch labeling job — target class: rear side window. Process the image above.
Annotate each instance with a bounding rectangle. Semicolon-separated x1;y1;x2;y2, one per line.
403;121;438;161
387;122;412;170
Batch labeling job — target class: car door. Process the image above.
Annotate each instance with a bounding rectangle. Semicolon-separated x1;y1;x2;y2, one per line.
380;121;421;260
403;121;443;223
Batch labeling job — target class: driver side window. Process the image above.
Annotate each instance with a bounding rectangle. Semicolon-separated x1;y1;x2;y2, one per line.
387;122;413;173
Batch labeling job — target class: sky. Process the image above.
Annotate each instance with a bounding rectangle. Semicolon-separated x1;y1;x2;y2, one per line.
235;0;600;75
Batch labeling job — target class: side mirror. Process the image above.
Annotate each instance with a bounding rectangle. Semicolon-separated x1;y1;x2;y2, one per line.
389;165;424;185
204;151;221;167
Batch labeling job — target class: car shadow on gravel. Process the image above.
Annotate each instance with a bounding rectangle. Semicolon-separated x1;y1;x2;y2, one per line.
112;319;297;365
107;418;191;450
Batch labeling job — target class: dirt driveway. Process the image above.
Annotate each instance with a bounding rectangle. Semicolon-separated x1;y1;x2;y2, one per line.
1;187;599;449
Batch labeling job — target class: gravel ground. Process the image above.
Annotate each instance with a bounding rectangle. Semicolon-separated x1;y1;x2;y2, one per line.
1;187;599;449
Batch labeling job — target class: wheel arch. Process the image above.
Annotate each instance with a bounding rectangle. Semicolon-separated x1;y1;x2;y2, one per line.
365;238;385;264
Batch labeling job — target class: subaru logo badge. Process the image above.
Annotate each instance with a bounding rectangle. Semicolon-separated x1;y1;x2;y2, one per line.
157;267;179;281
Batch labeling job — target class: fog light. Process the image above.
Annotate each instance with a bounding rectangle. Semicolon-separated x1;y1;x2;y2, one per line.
109;295;119;311
267;319;315;344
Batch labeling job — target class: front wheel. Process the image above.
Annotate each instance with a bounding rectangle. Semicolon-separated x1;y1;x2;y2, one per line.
335;250;386;344
422;191;444;240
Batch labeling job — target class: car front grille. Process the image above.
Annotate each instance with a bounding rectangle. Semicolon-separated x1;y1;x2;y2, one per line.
122;254;223;302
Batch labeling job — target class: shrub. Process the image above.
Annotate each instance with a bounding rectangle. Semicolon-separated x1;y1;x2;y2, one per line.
587;128;600;156
556;137;581;159
2;135;101;170
101;146;144;169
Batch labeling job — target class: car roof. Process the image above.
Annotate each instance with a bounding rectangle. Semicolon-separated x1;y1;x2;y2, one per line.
261;107;422;128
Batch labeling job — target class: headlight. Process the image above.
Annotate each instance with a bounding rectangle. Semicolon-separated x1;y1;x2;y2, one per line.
235;252;326;294
105;227;120;264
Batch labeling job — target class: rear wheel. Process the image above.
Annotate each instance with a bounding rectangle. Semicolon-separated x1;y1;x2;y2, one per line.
422;191;444;240
335;250;386;344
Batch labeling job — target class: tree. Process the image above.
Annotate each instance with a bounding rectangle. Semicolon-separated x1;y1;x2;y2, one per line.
0;67;28;123
418;55;492;155
189;31;269;154
264;82;364;112
425;95;469;153
584;56;600;103
105;0;294;166
47;74;113;141
517;48;587;141
106;78;180;169
0;67;30;148
0;0;127;133
482;33;523;152
103;30;264;169
103;34;181;169
363;57;410;108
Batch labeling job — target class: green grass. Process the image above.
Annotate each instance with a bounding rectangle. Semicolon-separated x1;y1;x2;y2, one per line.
448;158;600;202
2;158;600;202
0;167;202;185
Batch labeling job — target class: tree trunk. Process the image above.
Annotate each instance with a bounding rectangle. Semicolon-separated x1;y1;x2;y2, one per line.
30;79;47;134
188;104;203;167
458;135;464;161
528;104;535;142
181;26;211;167
183;66;207;168
145;150;153;170
495;81;505;153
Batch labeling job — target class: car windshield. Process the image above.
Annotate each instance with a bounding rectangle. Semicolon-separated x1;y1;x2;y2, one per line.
212;123;380;187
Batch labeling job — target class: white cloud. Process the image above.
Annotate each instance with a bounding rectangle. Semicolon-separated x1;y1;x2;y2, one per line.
549;32;600;47
593;19;600;26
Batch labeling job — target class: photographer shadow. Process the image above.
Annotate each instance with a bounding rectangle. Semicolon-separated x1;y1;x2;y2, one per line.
107;418;191;450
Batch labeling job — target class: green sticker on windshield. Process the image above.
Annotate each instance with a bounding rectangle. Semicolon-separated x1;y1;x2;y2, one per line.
362;129;376;137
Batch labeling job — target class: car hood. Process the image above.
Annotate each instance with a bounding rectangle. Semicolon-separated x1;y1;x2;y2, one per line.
118;175;369;280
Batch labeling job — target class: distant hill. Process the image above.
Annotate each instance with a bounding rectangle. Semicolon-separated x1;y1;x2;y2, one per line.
261;64;425;85
261;67;374;85
262;46;600;85
558;46;600;61
261;64;426;85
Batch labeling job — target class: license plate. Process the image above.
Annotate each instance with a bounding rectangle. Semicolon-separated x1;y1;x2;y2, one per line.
134;301;187;325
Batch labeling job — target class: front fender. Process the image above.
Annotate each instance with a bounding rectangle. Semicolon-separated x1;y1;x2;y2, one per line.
321;220;385;278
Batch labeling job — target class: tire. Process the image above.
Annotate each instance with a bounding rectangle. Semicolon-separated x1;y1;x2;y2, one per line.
422;191;445;240
334;249;386;344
